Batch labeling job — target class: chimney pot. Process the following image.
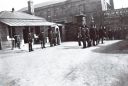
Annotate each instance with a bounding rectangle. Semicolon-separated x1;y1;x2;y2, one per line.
28;0;34;15
12;8;15;12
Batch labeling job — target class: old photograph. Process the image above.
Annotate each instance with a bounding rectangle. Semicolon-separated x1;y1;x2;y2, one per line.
0;0;128;86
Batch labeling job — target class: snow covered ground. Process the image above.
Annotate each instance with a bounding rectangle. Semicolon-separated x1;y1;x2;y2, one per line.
0;40;128;86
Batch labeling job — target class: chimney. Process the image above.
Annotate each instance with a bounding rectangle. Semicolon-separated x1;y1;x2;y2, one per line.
12;8;15;12
28;0;34;15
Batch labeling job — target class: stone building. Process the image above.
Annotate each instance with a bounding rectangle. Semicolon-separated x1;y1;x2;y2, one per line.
20;0;114;41
104;7;128;39
104;8;128;28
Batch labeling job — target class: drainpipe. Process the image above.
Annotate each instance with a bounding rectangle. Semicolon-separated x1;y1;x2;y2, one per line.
0;35;2;50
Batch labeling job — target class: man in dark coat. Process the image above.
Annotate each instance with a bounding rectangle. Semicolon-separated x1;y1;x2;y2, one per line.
39;31;46;49
28;32;33;52
85;26;91;47
52;30;57;46
17;35;21;49
48;27;53;47
14;35;17;48
56;28;61;45
95;28;100;45
99;26;105;44
81;26;87;48
90;25;96;46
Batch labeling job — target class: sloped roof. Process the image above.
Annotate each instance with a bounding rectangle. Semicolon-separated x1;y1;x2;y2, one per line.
0;11;55;26
0;11;46;20
19;0;67;12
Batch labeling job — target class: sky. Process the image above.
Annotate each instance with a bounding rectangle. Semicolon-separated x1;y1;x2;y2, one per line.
0;0;128;11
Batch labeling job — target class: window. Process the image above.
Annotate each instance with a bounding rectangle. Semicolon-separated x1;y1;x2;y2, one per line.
47;9;51;19
61;7;65;16
35;26;40;35
53;8;57;18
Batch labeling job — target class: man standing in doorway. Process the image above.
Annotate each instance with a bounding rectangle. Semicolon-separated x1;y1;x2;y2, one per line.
28;32;34;52
81;26;87;48
48;27;53;47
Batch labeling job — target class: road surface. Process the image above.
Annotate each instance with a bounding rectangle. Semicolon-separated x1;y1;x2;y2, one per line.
0;40;128;86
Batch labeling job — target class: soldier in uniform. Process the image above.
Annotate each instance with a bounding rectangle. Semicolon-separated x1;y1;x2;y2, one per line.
81;26;87;48
52;30;57;46
95;28;100;45
14;35;17;48
90;24;96;46
56;28;61;45
85;25;91;47
28;32;33;52
99;26;105;44
48;27;53;47
39;31;46;49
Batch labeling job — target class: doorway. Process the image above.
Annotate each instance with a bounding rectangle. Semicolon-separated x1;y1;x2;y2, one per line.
23;27;29;43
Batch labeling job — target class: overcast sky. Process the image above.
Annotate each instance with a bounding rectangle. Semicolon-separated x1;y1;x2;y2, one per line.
0;0;128;11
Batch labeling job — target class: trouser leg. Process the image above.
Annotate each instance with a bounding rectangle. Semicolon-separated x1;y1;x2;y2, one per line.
101;37;104;44
93;39;95;46
17;42;20;49
12;40;15;50
29;43;31;52
29;43;33;52
78;38;81;46
82;39;86;48
41;41;43;48
57;37;60;45
43;40;45;48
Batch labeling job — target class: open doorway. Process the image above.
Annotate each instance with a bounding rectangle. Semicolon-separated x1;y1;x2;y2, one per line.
34;26;40;44
23;27;29;43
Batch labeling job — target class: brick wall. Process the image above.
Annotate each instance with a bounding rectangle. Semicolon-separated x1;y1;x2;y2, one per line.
34;0;102;23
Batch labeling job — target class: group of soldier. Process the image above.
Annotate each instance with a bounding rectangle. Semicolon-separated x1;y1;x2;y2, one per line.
77;24;106;48
1;24;127;51
28;26;61;52
48;26;61;47
107;28;128;40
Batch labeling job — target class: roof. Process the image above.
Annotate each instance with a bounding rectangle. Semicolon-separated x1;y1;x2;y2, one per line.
0;11;55;26
19;0;67;12
0;11;45;20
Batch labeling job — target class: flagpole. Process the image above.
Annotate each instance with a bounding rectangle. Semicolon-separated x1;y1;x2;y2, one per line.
122;0;124;8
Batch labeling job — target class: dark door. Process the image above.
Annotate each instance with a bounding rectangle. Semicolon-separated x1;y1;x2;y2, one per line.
35;26;40;35
23;27;29;43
